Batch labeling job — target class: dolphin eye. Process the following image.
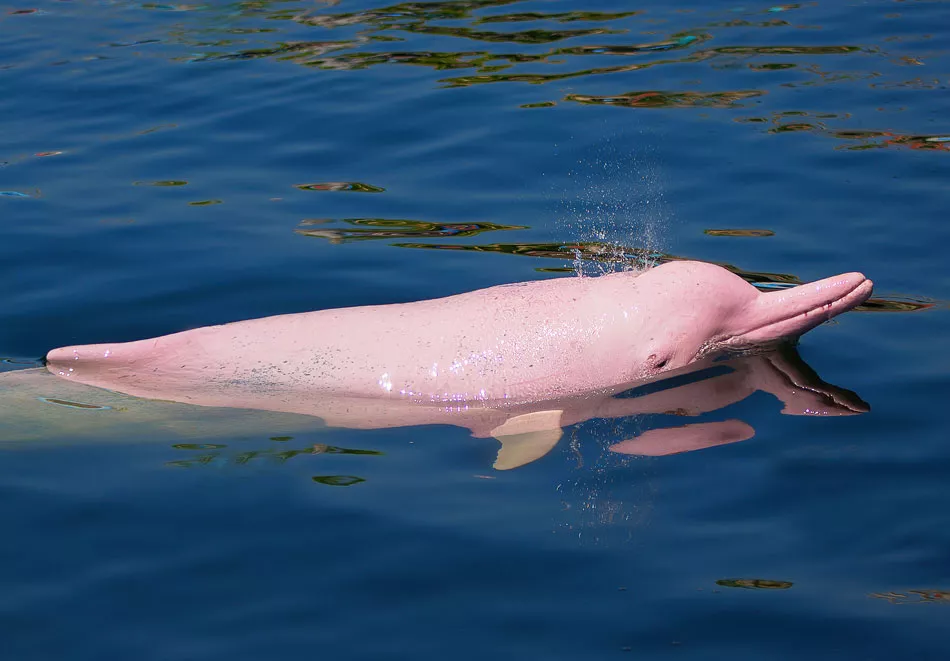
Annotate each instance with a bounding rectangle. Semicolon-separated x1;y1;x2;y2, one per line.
655;358;669;369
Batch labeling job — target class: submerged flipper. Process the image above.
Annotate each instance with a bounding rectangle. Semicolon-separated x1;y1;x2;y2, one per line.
609;419;754;457
490;410;563;470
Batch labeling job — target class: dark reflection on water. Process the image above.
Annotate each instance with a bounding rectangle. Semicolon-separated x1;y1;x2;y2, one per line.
566;89;765;109
739;113;950;151
134;179;189;187
5;0;946;157
704;229;775;237
167;441;384;470
37;397;111;411
295;217;526;242
312;475;367;487
294;182;386;192
717;578;794;590
309;235;931;312
133;0;949;157
476;10;643;24
870;590;950;605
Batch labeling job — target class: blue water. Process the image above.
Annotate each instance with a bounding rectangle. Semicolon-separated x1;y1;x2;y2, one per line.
2;0;949;658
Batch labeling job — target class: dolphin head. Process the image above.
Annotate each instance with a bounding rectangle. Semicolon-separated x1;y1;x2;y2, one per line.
624;260;873;376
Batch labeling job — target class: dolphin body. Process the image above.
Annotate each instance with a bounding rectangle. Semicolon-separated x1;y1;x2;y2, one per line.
38;260;873;469
45;260;872;405
6;346;867;469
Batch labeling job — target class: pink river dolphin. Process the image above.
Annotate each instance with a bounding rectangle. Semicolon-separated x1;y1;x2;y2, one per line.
42;260;872;466
3;344;866;469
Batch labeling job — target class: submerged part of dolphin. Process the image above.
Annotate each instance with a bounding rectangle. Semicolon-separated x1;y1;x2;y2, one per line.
45;261;872;411
4;345;868;469
0;367;327;447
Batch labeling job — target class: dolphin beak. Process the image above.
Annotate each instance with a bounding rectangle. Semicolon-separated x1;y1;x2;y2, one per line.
730;272;873;346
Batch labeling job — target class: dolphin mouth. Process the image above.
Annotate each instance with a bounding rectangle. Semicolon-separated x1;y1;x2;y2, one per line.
727;272;873;347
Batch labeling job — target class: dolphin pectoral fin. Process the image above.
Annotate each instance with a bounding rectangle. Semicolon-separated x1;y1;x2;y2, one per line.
609;419;755;457
492;429;564;470
490;410;564;470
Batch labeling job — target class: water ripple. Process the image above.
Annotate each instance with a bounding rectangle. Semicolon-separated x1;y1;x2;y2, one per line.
295;217;526;242
364;240;936;312
293;182;386;192
16;0;941;153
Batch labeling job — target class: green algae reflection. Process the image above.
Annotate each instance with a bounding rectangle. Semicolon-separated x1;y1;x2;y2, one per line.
134;180;188;187
294;182;386;193
870;589;950;605
737;111;950;152
187;0;862;95
167;442;382;469
165;0;948;153
717;578;794;590
295;217;526;243
312;475;366;487
704;229;775;237
382;241;934;313
38;397;111;411
475;10;641;24
292;218;936;312
566;89;765;109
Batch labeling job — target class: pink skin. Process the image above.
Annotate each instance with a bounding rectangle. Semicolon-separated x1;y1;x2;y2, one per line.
46;260;872;409
610;420;757;457
7;344;867;468
604;345;869;457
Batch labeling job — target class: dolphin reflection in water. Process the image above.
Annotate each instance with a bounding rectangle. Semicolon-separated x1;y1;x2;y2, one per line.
2;345;866;470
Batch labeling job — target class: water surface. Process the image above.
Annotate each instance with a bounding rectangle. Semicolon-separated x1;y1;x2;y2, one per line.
1;1;949;659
